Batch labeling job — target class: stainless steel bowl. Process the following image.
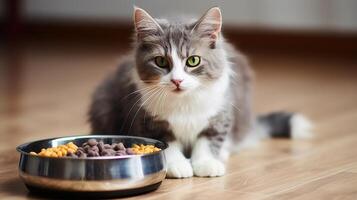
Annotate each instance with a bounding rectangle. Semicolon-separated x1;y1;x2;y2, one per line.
16;135;168;198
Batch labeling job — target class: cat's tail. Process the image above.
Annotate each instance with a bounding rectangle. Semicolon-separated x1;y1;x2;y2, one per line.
235;112;313;151
256;112;313;139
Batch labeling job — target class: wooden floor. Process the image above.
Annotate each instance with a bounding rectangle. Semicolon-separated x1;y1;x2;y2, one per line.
1;39;357;200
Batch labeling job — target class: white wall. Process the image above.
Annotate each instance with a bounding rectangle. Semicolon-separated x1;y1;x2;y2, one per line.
24;0;357;33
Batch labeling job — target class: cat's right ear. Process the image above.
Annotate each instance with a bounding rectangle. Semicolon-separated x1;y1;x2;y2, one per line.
133;6;163;40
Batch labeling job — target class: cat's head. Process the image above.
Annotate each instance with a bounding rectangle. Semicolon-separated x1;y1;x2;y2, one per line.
133;6;228;95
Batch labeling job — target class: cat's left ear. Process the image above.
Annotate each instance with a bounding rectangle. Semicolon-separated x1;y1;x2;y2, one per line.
133;6;163;41
192;7;222;43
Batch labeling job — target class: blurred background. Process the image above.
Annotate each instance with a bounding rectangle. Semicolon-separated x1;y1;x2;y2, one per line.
0;0;356;141
1;1;357;198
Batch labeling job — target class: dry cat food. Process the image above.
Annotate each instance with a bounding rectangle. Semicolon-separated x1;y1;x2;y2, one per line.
68;139;132;158
29;139;161;158
29;142;78;158
131;144;161;154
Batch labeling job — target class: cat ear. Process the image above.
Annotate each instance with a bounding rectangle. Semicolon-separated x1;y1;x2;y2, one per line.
133;6;163;40
192;7;222;42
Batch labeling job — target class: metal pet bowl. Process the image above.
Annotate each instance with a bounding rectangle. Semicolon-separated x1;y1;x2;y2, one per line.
16;135;168;198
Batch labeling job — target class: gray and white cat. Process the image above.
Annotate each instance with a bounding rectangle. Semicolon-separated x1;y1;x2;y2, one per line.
89;7;312;178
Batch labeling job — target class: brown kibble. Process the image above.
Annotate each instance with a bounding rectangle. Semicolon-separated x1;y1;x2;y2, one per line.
87;150;96;157
88;139;98;146
111;143;117;149
98;141;104;152
79;154;87;158
90;145;99;152
101;149;116;156
114;143;125;151
100;150;110;156
83;145;90;153
126;148;134;155
115;151;126;156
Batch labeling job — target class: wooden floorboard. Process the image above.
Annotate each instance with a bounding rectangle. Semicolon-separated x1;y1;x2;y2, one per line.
1;40;357;199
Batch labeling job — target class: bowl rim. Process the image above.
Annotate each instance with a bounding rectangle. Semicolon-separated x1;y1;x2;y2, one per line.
16;134;168;160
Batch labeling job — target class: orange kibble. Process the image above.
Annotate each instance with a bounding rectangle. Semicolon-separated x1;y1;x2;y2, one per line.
61;149;67;155
30;142;77;157
44;152;52;157
131;144;161;154
67;142;78;149
67;148;75;154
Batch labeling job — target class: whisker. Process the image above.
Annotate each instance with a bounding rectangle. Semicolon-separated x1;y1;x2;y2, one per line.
119;85;156;102
128;87;162;132
157;87;166;116
120;86;158;132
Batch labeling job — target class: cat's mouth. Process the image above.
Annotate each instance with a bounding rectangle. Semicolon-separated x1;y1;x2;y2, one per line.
172;87;184;93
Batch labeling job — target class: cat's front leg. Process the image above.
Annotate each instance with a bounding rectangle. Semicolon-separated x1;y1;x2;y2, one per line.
165;141;193;178
191;110;232;177
191;136;228;177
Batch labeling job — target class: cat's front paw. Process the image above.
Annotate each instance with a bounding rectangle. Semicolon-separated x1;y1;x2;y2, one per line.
192;158;226;177
166;159;193;178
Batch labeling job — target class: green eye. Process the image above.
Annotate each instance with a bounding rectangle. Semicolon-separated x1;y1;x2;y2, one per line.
186;55;201;67
154;56;169;68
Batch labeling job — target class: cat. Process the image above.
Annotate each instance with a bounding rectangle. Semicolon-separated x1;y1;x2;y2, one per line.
88;6;312;178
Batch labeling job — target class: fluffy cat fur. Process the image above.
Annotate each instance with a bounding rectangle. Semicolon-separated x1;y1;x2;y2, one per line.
89;7;312;178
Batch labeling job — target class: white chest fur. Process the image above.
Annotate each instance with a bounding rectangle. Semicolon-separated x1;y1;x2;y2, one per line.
138;70;230;147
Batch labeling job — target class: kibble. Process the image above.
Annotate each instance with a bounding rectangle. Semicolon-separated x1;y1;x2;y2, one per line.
29;138;161;158
30;142;78;158
131;144;161;154
67;139;133;158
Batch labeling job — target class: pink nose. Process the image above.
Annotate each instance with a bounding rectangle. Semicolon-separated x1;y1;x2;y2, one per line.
171;79;183;87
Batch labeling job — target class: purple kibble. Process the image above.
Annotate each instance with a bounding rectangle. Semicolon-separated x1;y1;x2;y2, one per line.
126;148;134;155
111;143;117;149
67;152;75;157
87;150;96;157
114;143;125;151
101;149;115;156
118;143;125;150
83;145;90;153
117;149;126;154
98;141;104;152
79;152;87;158
65;139;135;158
90;146;99;152
115;151;126;156
88;139;98;146
100;150;110;156
76;148;85;156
